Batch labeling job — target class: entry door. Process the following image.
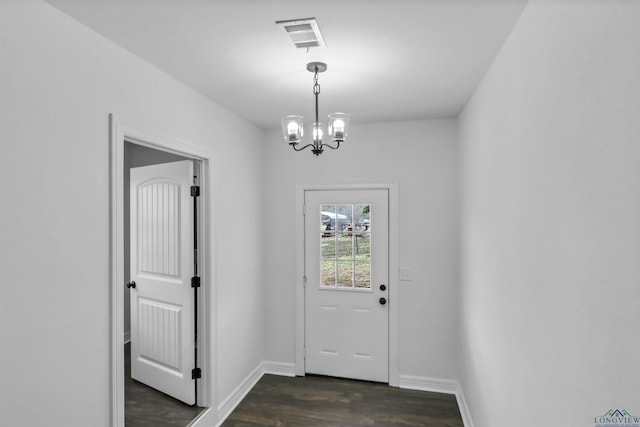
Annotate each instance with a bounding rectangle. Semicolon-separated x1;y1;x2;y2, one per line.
130;160;196;405
304;189;389;383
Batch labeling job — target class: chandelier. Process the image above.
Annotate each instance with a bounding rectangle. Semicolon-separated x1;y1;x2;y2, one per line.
281;62;350;156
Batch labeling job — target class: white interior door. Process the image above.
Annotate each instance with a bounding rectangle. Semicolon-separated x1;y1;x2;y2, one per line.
129;160;196;405
304;189;389;383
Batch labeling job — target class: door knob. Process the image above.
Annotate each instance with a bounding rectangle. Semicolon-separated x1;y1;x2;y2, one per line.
126;281;136;289
379;297;387;305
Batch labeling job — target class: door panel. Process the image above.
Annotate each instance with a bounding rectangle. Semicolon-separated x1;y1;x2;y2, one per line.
130;160;195;405
305;189;389;383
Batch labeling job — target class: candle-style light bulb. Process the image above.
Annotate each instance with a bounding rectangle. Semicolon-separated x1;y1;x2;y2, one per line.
281;115;303;143
328;113;349;141
287;121;298;135
313;126;323;142
333;119;345;139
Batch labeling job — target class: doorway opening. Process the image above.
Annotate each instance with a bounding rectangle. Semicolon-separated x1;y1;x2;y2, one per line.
110;116;213;427
124;144;204;425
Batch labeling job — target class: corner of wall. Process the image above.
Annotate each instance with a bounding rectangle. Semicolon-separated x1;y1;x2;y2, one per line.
398;375;474;427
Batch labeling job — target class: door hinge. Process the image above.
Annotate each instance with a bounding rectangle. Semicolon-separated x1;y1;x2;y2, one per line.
303;347;306;358
303;275;307;288
302;204;306;216
191;276;201;288
191;186;200;197
192;368;201;379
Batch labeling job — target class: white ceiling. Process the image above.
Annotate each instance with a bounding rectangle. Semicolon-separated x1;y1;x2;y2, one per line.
44;0;528;130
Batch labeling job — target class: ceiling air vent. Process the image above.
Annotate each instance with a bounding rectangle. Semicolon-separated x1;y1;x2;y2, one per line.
276;17;326;49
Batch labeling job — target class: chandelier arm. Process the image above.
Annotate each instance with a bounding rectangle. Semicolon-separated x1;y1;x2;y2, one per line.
291;143;316;152
321;140;341;150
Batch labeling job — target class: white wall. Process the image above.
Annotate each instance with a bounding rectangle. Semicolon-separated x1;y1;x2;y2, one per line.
459;1;640;426
0;1;265;425
263;119;460;382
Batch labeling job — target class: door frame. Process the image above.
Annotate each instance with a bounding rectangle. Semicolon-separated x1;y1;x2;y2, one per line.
294;183;399;386
109;114;215;426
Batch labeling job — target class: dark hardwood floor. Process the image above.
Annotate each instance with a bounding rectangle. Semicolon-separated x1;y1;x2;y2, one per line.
222;374;464;427
124;345;462;426
124;343;205;427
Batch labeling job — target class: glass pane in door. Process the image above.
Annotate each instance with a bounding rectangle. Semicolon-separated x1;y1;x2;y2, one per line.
320;203;371;289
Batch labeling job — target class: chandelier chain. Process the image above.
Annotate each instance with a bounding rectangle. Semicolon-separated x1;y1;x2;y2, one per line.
313;69;320;95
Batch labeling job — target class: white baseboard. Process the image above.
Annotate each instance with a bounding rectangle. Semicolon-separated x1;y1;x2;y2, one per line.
398;375;474;427
187;407;213;427
216;364;264;425
455;386;474;427
398;374;459;394
214;361;296;426
262;361;296;377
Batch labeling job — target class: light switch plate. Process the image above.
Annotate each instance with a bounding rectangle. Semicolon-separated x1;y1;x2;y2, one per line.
399;268;412;281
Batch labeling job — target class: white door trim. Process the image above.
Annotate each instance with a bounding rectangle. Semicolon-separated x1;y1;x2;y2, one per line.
109;114;215;426
294;183;399;386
